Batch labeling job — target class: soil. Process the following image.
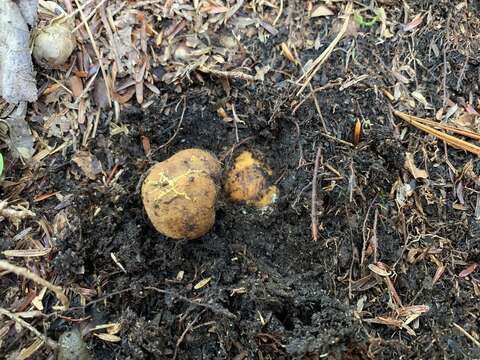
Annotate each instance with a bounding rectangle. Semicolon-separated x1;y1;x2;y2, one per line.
1;1;480;359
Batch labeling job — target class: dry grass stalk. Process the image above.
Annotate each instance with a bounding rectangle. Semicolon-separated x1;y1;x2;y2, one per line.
453;322;480;348
73;0;112;107
0;200;35;227
2;249;51;257
311;147;322;241
0;260;69;309
0;308;57;349
394;110;480;155
198;65;256;82
396;110;480;141
296;2;353;96
18;338;45;360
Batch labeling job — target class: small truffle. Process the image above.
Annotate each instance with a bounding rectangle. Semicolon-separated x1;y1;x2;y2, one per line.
224;151;278;208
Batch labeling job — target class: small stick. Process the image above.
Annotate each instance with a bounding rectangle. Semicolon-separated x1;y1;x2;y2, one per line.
311;147;322;241
172;310;205;360
145;286;236;319
0;308;58;349
0;260;69;309
156;98;186;151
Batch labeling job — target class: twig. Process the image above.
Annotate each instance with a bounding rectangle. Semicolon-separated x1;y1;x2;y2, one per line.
442;16;450;107
318;131;354;147
0;308;58;349
145;286;236;319
0;260;69;309
156;98;186;151
72;286;236;320
219;136;255;162
311;146;322;241
292;82;340;114
172;310;205;360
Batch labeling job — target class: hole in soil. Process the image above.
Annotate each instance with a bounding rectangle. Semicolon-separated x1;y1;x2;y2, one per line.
274;309;295;330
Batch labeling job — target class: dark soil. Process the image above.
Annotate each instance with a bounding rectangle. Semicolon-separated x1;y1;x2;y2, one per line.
2;1;480;359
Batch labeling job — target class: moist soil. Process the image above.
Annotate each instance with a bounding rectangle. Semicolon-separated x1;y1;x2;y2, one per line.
2;1;480;359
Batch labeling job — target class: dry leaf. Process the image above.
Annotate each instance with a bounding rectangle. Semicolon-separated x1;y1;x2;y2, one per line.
0;0;38;103
454;112;478;130
411;91;431;109
404;152;428;179
311;5;334;17
280;42;297;63
2;248;51;257
368;263;391;277
432;264;445;285
403;14;423;32
94;76;110;109
32;287;47;311
95;333;121;342
452;203;468;211
90;323;120;332
72;151;103;180
18;338;44;360
107;323;122;335
459;263;478;278
0;200;35;227
201;3;229;14
69;76;84;97
4;102;35;159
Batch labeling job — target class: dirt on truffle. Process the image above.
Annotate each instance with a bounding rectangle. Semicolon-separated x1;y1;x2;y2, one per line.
1;1;480;359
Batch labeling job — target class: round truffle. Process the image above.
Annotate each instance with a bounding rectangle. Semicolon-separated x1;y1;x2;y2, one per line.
142;149;220;239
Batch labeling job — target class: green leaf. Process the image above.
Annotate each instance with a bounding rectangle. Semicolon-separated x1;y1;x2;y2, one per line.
354;12;379;28
0;153;3;177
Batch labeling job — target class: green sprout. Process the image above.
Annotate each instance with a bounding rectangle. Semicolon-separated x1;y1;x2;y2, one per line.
354;12;380;28
0;153;3;178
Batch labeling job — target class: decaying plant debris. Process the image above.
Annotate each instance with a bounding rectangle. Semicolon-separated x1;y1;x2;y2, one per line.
1;0;480;359
0;0;38;103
